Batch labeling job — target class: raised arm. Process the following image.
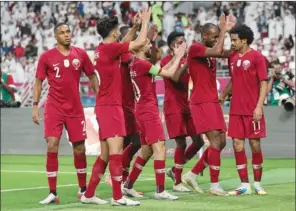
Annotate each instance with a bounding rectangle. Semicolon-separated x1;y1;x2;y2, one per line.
149;42;187;81
121;12;141;42
128;8;152;51
203;14;228;57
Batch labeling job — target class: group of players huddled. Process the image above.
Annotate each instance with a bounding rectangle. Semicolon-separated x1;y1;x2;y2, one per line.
32;8;268;206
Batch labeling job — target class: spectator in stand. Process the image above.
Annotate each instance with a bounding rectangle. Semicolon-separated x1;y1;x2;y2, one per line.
0;69;16;103
267;60;295;106
14;43;24;60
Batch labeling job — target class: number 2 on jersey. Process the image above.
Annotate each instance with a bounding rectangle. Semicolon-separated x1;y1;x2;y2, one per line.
81;120;86;134
54;66;61;78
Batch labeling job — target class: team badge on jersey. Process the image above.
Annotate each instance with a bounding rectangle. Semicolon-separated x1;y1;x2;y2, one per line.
243;60;250;70
72;59;81;70
64;59;70;67
237;59;241;67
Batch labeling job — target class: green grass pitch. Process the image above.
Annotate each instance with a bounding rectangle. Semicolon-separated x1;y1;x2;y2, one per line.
1;155;295;211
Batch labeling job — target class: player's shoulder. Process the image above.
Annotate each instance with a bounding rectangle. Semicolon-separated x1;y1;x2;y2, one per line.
250;49;264;58
189;42;203;49
71;46;87;55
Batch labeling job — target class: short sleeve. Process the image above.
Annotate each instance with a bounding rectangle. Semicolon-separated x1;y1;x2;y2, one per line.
82;50;95;77
255;54;268;81
228;52;236;78
188;42;206;59
120;52;134;65
35;53;47;80
6;74;15;87
110;42;130;59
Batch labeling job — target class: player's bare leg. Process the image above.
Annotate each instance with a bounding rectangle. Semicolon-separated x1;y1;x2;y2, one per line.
181;134;204;193
123;145;152;198
206;131;228;196
107;136;140;206
183;130;227;195
249;138;267;195
81;141;108;205
122;134;141;183
39;137;60;204
106;134;141;187
228;138;252;196
72;141;87;199
167;135;204;182
166;137;191;192
152;141;179;200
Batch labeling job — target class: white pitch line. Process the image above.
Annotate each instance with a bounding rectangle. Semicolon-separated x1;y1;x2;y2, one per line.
1;177;155;193
1;170;78;174
1;170;156;177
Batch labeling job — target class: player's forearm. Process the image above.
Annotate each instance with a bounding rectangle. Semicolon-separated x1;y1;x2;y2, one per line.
171;63;188;82
213;29;227;55
256;80;268;109
33;79;42;103
161;55;182;80
130;21;149;50
0;83;15;94
283;79;295;88
221;80;232;98
149;42;157;65
89;74;99;95
121;24;139;42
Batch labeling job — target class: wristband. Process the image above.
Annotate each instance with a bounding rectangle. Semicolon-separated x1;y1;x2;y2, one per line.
33;102;39;106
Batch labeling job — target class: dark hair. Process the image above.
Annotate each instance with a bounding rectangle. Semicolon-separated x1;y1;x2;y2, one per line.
119;25;130;41
230;24;254;45
201;23;219;34
54;22;70;33
167;31;185;49
96;16;119;39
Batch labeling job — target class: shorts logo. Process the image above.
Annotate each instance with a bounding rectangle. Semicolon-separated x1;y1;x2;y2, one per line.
64;59;70;67
243;60;250;70
252;120;261;134
72;59;81;70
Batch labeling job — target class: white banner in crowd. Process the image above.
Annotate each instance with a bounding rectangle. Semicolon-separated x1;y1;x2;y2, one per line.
67;108;101;156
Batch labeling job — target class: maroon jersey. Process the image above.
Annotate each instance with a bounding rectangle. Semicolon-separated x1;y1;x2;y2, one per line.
130;58;159;121
188;42;218;104
228;49;268;115
120;52;135;109
94;42;130;106
160;54;190;114
36;46;95;117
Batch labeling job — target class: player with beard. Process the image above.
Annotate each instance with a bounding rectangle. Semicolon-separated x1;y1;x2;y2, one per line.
160;31;205;193
81;8;152;206
182;14;235;196
220;24;268;196
32;22;99;204
122;37;187;200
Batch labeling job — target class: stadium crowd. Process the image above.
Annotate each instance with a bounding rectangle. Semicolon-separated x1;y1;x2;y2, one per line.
1;1;295;106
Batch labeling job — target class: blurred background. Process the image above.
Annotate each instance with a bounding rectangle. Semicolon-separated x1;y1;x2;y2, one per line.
1;1;295;110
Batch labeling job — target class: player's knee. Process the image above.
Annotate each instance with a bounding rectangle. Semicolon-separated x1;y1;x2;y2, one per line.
152;140;166;154
192;134;204;147
249;139;261;153
175;137;186;149
232;139;244;152
46;138;59;152
131;135;141;150
73;141;86;155
140;146;153;160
